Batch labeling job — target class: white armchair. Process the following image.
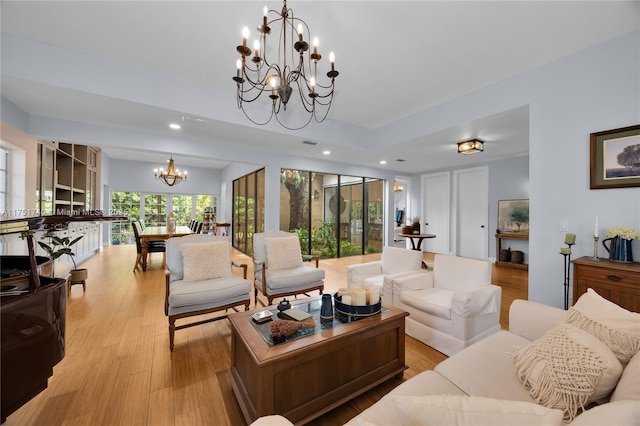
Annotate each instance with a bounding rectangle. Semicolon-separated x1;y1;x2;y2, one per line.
165;234;251;351
253;231;325;306
390;254;501;356
346;246;426;298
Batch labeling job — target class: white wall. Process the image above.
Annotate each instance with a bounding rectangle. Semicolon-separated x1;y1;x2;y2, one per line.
408;30;639;308
108;157;222;195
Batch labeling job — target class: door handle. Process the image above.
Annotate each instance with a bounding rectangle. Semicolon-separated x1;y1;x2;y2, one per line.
481;225;485;228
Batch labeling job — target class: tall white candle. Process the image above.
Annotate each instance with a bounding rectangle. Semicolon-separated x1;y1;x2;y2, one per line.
353;289;367;306
341;295;352;305
594;216;599;238
368;288;380;305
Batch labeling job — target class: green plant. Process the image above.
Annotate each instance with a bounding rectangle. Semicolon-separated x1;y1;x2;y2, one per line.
38;230;83;270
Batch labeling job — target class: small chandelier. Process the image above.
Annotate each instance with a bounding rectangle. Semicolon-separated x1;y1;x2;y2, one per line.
457;139;484;155
154;157;187;187
233;0;339;130
393;180;404;193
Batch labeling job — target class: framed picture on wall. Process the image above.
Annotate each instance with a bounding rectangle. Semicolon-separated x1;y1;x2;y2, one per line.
497;199;529;234
590;125;640;189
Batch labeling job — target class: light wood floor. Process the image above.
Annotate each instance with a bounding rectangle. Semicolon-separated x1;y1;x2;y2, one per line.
4;246;527;426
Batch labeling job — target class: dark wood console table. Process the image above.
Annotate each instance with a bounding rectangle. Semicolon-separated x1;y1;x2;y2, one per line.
571;256;640;312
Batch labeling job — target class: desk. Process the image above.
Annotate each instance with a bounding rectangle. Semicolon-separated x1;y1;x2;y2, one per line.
399;233;436;251
140;226;193;271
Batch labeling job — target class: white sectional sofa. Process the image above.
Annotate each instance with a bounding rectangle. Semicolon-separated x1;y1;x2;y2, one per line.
253;293;640;425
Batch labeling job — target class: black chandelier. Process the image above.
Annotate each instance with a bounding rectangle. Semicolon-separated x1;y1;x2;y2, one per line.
233;0;339;130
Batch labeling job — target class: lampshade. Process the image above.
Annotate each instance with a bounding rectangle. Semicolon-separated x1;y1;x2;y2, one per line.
457;139;484;154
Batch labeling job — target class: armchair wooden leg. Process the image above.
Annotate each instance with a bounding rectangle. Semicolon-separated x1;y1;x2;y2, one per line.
169;319;176;351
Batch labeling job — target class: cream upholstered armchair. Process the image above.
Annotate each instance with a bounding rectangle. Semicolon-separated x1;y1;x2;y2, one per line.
390;254;501;356
165;234;251;351
346;246;426;296
253;231;325;306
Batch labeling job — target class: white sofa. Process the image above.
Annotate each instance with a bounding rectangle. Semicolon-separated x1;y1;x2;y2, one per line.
253;294;640;426
387;254;502;356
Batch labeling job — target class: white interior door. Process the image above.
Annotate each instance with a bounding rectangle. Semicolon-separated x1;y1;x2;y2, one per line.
421;172;450;254
453;167;488;260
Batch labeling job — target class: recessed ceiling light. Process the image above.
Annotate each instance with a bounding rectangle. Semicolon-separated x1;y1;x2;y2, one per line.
380;160;387;165
323;150;330;155
169;123;181;130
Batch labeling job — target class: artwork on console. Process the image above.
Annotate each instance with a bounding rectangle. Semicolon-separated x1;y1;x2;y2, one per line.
497;199;529;233
590;125;640;189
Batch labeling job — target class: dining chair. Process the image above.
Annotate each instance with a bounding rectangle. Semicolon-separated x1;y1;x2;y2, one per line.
252;231;325;306
132;221;166;272
195;221;204;234
165;234;251;350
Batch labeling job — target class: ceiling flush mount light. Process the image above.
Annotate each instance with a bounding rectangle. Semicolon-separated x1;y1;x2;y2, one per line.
233;0;339;130
154;157;187;187
169;123;181;130
457;139;484;155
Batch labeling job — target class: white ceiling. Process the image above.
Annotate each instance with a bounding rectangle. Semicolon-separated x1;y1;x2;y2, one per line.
2;1;639;173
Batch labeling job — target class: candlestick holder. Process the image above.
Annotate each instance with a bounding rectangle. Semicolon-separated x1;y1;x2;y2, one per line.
560;237;576;310
593;236;599;261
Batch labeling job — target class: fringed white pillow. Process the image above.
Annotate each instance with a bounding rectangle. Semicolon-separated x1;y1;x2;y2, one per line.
265;236;303;271
181;241;232;282
565;289;640;366
512;323;622;422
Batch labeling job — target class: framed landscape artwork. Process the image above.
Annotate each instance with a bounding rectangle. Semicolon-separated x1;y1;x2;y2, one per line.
497;199;529;234
590;125;640;189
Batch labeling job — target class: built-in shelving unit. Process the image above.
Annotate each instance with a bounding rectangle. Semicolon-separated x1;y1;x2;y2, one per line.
50;142;97;215
36;141;103;266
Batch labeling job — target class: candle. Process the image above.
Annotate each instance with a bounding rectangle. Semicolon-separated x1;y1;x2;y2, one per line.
341;295;352;305
368;288;380;305
353;289;367;306
594;216;598;238
338;288;349;297
560;247;571;255
564;233;576;245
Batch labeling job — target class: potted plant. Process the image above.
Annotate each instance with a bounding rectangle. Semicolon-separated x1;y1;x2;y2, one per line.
411;216;421;234
38;230;88;285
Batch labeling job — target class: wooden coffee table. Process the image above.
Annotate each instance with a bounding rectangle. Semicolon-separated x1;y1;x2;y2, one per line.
227;296;408;424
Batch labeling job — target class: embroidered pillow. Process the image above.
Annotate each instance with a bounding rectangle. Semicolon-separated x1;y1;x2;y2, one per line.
180;241;232;282
392;395;564;426
565;288;640;365
512;323;622;422
265;236;303;271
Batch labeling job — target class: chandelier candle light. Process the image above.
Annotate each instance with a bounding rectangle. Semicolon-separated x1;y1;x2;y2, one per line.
233;0;339;130
154;157;187;187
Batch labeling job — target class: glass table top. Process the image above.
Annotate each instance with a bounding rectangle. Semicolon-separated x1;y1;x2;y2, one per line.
249;298;388;346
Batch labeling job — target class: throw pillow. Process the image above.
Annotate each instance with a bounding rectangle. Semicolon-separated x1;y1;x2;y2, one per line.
512;323;623;422
610;350;640;402
565;288;640;365
265;236;303;271
181;241;232;282
392;395;564;426
570;400;640;425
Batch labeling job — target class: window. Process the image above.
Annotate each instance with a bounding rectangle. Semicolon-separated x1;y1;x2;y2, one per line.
111;191;140;244
171;195;193;226
232;169;265;255
144;194;167;226
280;170;384;258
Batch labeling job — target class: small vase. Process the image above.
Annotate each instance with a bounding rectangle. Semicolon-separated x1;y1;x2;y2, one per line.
602;236;634;262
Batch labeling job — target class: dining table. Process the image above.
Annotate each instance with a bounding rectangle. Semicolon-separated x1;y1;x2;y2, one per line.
139;225;193;271
398;233;437;251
